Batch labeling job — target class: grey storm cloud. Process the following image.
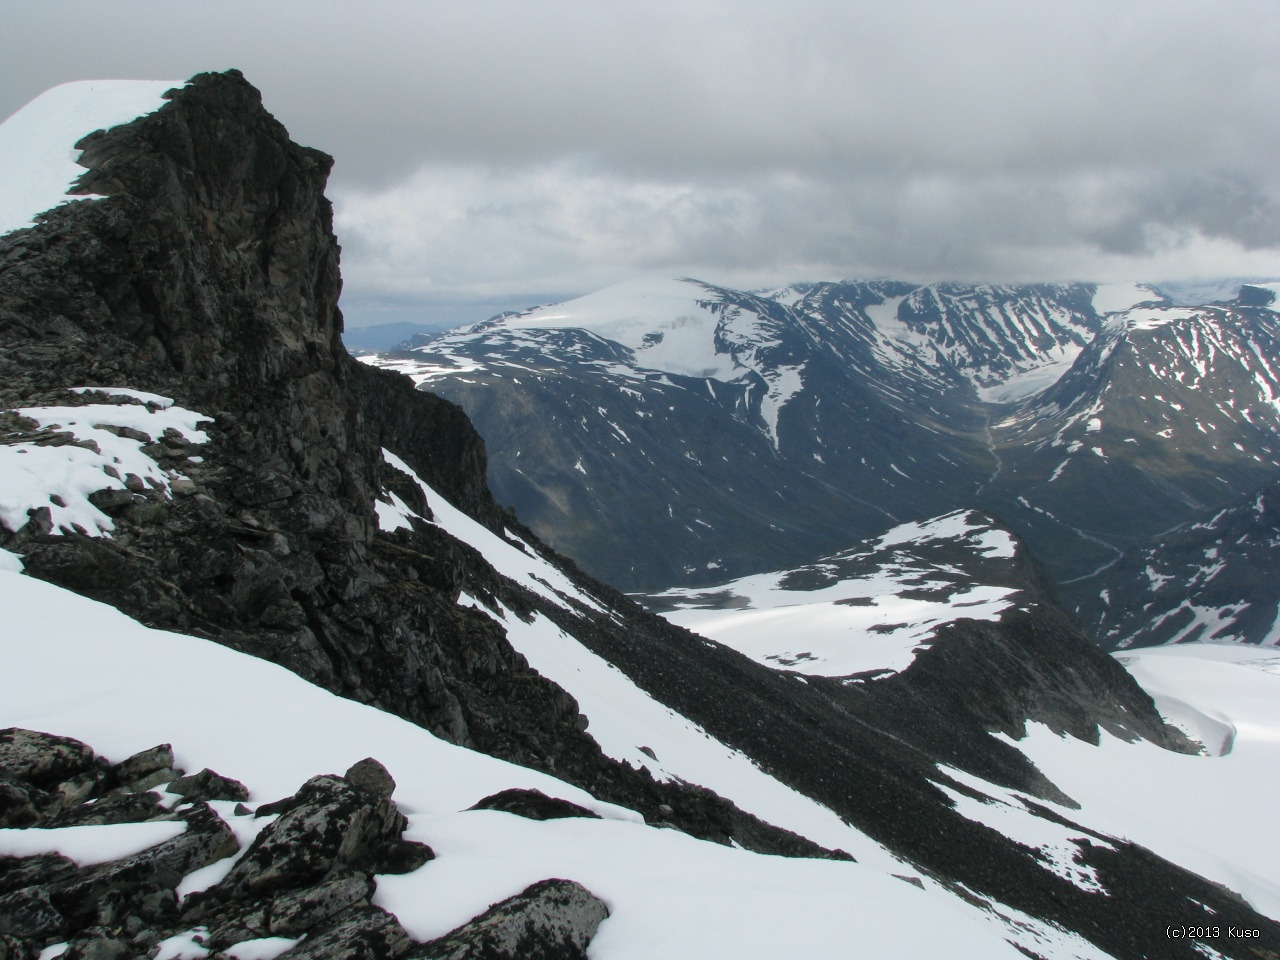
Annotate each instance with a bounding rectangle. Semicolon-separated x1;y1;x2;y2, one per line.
3;0;1279;318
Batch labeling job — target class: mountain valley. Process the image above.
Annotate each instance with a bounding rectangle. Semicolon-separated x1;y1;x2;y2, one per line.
0;71;1278;960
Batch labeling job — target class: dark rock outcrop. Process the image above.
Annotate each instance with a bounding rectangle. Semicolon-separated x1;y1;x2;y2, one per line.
410;880;608;960
469;788;601;822
0;728;608;960
0;71;818;864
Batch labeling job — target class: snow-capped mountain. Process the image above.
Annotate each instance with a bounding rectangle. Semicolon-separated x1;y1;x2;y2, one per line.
369;274;1280;598
1073;477;1280;648
986;290;1280;589
3;70;1280;959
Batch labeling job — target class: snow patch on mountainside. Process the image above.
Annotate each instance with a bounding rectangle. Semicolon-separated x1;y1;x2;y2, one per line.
934;766;1113;895
0;79;178;236
382;448;605;615
1091;282;1163;315
876;511;1017;557
650;512;1021;678
977;354;1082;404
377;450;903;865
467;597;905;870
0;393;211;535
503;278;738;380
1121;306;1203;330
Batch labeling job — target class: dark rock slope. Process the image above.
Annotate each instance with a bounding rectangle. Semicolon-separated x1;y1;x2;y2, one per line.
1074;476;1280;648
1;71;1278;959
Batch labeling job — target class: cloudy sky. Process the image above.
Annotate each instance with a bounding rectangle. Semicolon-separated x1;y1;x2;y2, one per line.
3;1;1280;328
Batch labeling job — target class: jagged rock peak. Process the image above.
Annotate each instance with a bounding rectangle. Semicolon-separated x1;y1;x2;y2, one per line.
64;68;343;385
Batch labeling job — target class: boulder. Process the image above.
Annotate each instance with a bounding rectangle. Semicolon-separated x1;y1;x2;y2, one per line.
409;879;608;960
345;758;396;800
210;774;417;897
468;789;600;822
0;885;67;940
0;774;45;828
111;743;179;793
207;868;374;945
0;729;96;788
166;768;250;803
274;904;412;960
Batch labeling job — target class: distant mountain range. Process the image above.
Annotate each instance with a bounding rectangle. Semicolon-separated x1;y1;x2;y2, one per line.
365;276;1280;652
4;70;1280;960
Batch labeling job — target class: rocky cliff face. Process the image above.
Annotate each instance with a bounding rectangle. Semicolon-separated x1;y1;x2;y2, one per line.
2;71;1278;960
0;70;836;859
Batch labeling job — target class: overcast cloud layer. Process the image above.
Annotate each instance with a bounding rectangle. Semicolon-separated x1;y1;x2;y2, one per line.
4;1;1280;326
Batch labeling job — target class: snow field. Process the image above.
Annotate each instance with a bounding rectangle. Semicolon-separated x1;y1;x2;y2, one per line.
0;821;186;866
0;80;179;236
653;511;1020;678
0;550;1057;959
1005;644;1280;920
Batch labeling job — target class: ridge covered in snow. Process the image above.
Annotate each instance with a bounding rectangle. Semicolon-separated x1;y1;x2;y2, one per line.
0;79;179;236
647;510;1024;679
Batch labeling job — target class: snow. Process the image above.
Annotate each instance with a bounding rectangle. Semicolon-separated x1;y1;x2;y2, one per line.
0;821;186;865
0;551;633;820
356;353;485;385
502;278;740;382
1124;306;1200;331
875;510;1017;558
933;767;1112;895
153;931;215;960
756;363;804;448
660;582;1016;678
1008;643;1280;920
71;386;175;408
382;449;605;614
1091;282;1161;315
174;799;280;900
376;810;1030;960
976;353;1080;403
0;80;179;236
225;939;299;960
0;398;211;535
373;492;417;533
462;597;900;868
0;548;1060;960
653;512;1020;678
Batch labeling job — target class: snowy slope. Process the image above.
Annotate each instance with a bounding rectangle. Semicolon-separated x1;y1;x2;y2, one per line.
0;79;178;236
8;540;1280;956
1;547;1089;960
502;278;743;380
1009;643;1280;921
377;448;907;867
647;511;1023;679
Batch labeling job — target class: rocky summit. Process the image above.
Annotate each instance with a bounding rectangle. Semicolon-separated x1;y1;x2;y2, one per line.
1;71;1279;960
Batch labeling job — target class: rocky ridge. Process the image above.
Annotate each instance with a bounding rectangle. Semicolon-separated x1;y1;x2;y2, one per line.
1;71;1278;958
0;71;823;859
